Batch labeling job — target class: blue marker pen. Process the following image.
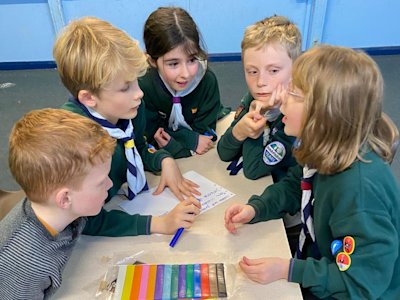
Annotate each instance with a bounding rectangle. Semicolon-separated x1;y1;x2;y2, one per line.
204;128;217;142
169;227;184;247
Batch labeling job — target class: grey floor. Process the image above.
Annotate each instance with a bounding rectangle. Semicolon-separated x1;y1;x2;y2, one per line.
1;57;400;190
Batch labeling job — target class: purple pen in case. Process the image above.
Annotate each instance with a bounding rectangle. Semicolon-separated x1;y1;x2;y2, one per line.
154;264;164;300
178;264;186;298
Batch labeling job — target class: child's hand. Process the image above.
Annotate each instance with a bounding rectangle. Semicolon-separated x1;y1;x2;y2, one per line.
224;203;256;233
239;256;290;284
232;111;266;141
195;135;214;155
150;196;201;234
154;128;171;148
154;157;200;201
250;84;284;115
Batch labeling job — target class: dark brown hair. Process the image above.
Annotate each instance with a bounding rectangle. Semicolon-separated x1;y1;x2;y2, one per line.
143;7;207;61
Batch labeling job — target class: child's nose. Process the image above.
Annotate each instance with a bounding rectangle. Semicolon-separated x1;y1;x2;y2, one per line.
133;87;144;101
106;177;113;190
257;72;268;87
180;64;190;78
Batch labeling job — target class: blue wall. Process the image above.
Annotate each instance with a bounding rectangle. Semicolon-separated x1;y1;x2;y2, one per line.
1;0;400;68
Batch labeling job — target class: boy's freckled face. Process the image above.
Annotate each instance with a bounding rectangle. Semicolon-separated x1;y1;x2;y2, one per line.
156;44;199;92
243;43;292;102
93;73;144;124
69;158;113;217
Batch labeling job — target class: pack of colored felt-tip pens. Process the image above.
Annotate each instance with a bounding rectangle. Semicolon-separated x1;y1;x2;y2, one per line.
95;262;235;300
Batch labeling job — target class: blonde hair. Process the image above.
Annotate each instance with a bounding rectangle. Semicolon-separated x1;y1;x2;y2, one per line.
9;108;116;203
53;16;148;98
241;15;302;61
292;45;399;174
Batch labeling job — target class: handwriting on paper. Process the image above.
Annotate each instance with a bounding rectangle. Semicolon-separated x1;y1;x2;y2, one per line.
119;171;235;216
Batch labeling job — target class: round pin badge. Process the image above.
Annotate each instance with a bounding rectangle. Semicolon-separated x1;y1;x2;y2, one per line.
331;239;343;256
263;141;286;165
336;252;351;271
343;236;355;255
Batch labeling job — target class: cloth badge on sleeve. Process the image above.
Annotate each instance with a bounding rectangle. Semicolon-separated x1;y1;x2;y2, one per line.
263;141;286;165
147;143;157;153
234;105;244;119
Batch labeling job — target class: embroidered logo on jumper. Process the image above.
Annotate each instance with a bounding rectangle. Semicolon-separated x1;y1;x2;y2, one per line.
263;141;286;165
158;111;167;118
191;108;198;114
147;144;157;153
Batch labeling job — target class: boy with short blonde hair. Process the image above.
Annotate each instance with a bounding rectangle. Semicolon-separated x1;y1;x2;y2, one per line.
218;15;301;182
0;108;115;299
55;17;200;237
241;16;301;60
53;16;148;100
217;16;302;252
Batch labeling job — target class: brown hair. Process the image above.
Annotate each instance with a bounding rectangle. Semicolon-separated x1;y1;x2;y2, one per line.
9;108;116;203
292;45;398;174
241;15;302;61
143;7;207;61
53;16;148;98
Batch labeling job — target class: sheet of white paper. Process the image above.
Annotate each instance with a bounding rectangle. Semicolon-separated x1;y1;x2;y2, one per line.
118;170;235;216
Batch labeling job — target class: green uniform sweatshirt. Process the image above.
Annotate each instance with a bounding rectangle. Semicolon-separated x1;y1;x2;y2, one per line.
247;151;400;299
139;68;221;158
62;99;172;237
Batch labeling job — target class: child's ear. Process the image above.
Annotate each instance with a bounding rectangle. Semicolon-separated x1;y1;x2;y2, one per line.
146;54;157;68
55;188;72;210
78;90;97;108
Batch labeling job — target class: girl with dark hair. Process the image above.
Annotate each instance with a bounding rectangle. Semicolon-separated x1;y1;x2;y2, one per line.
140;6;223;158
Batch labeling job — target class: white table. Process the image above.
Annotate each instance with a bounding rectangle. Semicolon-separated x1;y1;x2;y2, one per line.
54;113;302;299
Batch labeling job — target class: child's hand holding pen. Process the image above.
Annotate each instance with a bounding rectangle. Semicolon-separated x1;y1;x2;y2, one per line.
150;196;201;235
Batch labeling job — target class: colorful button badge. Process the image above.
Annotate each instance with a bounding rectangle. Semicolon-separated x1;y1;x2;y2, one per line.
330;240;343;256
336;252;351;271
331;236;356;272
343;236;355;255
